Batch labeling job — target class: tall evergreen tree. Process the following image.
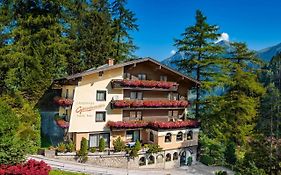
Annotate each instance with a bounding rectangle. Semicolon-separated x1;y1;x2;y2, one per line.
174;10;226;118
111;0;138;62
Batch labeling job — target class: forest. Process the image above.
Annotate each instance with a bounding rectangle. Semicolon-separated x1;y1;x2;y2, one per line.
0;1;280;175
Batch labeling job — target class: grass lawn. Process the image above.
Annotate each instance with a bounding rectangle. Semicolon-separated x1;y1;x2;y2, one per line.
49;170;88;175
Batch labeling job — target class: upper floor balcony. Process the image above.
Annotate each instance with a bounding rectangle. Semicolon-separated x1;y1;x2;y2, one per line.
111;99;189;110
111;79;179;91
53;96;73;107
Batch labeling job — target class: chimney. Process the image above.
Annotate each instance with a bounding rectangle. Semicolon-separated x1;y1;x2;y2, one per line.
108;58;115;66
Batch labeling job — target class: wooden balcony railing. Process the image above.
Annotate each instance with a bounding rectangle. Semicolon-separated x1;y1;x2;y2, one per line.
111;79;178;91
111;100;189;109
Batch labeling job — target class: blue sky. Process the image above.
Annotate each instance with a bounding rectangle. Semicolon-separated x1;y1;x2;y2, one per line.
127;0;281;61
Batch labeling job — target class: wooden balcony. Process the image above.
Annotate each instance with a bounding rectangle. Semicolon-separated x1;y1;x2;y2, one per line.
111;79;179;91
111;100;189;110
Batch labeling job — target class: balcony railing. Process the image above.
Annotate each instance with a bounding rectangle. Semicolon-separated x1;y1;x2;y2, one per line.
111;79;179;91
111;100;188;109
107;120;199;130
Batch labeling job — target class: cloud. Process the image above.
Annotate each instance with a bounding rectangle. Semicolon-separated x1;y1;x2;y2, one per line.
170;50;176;55
216;32;229;43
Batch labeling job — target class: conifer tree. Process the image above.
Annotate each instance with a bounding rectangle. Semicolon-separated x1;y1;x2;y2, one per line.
111;0;138;62
174;10;226;118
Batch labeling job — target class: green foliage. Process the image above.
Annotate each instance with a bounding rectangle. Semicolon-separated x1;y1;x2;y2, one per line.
49;170;88;175
0;101;26;165
113;136;125;152
89;147;96;153
134;140;141;151
187;156;193;166
98;138;106;152
199;133;225;165
129;147;139;158
57;143;66;153
145;144;163;154
66;141;75;152
235;161;267;175
78;137;88;163
215;171;228;175
224;142;237;165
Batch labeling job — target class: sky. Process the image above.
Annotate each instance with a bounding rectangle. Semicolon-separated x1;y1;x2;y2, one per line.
127;0;281;61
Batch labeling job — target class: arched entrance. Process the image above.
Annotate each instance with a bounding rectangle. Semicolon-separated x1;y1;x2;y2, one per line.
180;149;192;166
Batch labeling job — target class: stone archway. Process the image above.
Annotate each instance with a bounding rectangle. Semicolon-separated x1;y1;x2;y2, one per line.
179;149;192;166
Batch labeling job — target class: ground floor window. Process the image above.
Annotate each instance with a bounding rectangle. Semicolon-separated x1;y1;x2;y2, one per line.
126;130;140;142
148;155;155;164
89;133;110;148
166;153;171;162
139;157;146;166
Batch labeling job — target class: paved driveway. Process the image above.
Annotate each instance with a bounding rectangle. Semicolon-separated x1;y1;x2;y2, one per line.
29;155;234;175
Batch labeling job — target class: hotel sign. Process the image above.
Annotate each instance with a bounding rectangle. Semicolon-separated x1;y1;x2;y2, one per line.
74;102;105;117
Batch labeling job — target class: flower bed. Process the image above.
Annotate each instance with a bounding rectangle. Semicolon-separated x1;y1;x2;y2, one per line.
113;79;178;89
112;100;188;108
0;159;51;175
107;120;199;129
53;96;73;106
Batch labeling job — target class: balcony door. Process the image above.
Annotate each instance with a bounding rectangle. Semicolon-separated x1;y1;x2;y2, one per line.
126;130;140;142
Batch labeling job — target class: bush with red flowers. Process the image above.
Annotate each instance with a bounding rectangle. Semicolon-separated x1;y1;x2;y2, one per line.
107;121;148;129
112;100;189;108
149;120;199;129
53;96;73;106
115;79;178;89
0;159;51;175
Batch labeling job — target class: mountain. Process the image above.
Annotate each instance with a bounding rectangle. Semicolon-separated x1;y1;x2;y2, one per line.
257;43;281;62
162;40;232;69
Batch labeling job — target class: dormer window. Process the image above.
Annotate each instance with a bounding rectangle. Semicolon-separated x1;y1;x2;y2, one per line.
138;73;146;80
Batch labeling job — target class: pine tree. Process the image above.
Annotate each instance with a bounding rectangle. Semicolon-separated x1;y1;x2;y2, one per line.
174;10;226;118
111;0;138;62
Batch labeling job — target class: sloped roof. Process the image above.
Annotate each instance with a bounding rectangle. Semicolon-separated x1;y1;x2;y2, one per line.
58;57;200;85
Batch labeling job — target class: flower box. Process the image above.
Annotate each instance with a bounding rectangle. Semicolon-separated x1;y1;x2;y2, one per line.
56;119;69;128
53;96;73;106
112;100;189;108
112;79;178;90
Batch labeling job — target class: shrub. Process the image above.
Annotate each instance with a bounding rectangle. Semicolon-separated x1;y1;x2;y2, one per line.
129;147;139;158
77;137;88;163
146;144;163;154
113;137;125;152
57;143;66;153
215;171;228;175
200;155;214;165
224;141;237;165
134;140;141;151
99;138;105;152
66;141;75;152
187;156;193;166
89;147;96;153
0;159;51;175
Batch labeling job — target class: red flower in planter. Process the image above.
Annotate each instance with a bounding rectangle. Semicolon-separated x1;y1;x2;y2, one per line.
56;119;69;128
131;100;143;107
53;96;73;106
179;100;188;107
113;100;131;108
118;79;178;89
149;120;199;129
107;120;148;129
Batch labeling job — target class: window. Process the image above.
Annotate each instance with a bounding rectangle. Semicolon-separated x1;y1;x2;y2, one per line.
98;71;103;77
138;73;146;80
96;90;106;101
156;154;164;163
130;91;143;100
149;131;154;142
160;75;167;81
148;155;155;164
168;110;179;117
187;131;193;140
129;111;142;120
126;130;140;142
165;133;172;142
65;89;69;98
168;92;179;100
176;132;183;141
139;157;146;166
89;133;110;148
173;152;178;160
165;153;171;162
124;73;131;80
95;112;106;122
